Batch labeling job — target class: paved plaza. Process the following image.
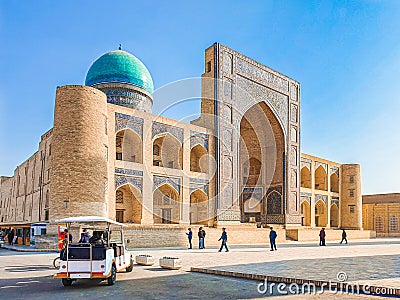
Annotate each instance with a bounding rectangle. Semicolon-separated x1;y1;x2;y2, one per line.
0;239;399;299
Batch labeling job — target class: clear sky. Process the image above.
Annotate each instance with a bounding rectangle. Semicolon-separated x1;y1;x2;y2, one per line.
0;1;399;194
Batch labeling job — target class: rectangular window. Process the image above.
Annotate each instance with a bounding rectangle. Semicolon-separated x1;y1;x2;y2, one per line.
41;228;47;235
349;205;355;214
45;210;49;221
116;152;122;160
349;189;354;197
349;175;354;183
48;144;52;156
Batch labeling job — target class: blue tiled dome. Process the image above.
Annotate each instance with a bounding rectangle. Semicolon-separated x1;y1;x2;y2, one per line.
85;50;154;93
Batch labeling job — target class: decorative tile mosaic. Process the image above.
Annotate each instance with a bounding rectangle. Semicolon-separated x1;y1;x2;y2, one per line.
115;168;143;177
115;175;142;193
152;122;184;144
236;75;289;133
236;57;289;91
153;175;181;195
115;112;144;137
315;195;327;204
190;131;209;151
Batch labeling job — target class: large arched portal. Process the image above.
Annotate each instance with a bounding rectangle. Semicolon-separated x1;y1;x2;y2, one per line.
115;184;142;223
190;189;208;225
116;129;142;163
153;184;181;224
239;101;285;223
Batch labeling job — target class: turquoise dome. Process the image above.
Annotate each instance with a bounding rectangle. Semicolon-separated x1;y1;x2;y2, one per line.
85;50;154;93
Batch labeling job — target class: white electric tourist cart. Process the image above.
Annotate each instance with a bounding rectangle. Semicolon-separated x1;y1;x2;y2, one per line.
54;216;133;286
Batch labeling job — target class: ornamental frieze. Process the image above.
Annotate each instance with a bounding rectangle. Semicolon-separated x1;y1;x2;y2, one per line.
115;168;143;177
152;122;184;144
236;57;289;92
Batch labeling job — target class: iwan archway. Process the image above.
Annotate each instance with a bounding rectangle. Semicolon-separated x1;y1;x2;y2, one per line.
239;101;285;223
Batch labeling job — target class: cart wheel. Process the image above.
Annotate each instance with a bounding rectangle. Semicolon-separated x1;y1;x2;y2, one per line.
107;264;116;286
125;258;134;272
53;257;60;269
62;278;72;286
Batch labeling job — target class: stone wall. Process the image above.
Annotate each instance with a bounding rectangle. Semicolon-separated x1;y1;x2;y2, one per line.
50;85;108;221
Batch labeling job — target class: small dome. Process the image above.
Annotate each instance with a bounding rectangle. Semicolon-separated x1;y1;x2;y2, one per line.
85;50;154;93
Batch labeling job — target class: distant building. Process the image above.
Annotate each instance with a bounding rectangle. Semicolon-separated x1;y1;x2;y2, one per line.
363;193;400;237
0;43;369;247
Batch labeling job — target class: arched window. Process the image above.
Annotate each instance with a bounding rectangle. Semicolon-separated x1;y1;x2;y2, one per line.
389;216;399;232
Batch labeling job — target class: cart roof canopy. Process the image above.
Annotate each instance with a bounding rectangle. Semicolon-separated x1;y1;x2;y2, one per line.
55;216;126;227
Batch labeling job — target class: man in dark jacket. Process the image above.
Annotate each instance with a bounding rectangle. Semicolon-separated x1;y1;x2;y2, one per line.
269;227;277;251
186;228;193;249
198;227;206;249
218;228;229;252
340;229;348;244
319;228;326;246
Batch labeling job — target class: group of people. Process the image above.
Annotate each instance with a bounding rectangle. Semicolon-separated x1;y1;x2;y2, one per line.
62;228;107;248
1;228;16;245
319;228;348;246
185;226;349;252
186;227;229;252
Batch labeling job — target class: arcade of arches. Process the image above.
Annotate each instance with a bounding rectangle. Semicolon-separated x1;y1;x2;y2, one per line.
299;155;343;228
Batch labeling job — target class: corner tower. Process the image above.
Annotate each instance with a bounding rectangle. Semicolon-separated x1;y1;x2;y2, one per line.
85;48;154;112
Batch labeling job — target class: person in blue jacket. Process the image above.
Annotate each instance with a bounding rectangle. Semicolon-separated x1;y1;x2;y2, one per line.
218;228;229;252
186;228;193;249
269;227;277;251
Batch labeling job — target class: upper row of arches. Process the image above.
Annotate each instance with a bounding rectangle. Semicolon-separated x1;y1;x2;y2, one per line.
301;165;339;192
115;129;209;173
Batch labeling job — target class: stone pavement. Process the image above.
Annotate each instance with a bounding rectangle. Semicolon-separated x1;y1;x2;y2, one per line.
0;238;399;298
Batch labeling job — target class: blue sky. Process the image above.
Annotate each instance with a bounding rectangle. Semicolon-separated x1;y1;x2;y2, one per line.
1;1;400;194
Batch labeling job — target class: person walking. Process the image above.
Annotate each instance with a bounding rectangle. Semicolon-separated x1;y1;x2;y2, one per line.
198;227;206;249
186;228;193;249
218;228;229;252
269;227;277;251
340;229;348;244
8;228;15;245
319;228;326;246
